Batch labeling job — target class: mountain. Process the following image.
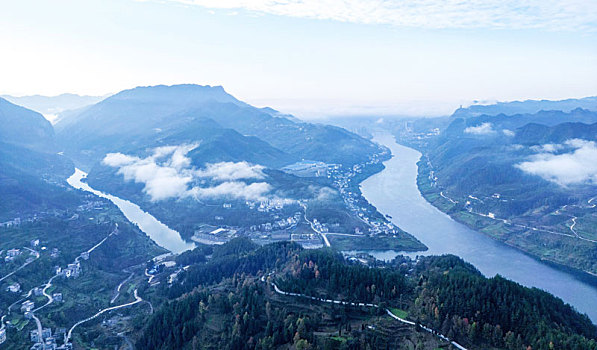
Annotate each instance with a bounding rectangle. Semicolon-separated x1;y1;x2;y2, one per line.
514;121;597;145
405;110;597;275
0;97;76;219
54;85;413;251
136;239;597;350
452;96;597;119
55;84;382;170
462;108;597;131
1;93;106;123
0;97;56;152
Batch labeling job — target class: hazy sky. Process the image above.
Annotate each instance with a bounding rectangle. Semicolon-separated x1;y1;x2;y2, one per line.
1;0;596;117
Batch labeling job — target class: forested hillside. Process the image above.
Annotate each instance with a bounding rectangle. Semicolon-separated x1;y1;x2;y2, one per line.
135;239;597;350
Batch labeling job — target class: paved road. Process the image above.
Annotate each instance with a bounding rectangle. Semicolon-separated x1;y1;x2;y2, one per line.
0;247;40;283
300;203;331;247
111;272;134;304
262;274;468;350
66;289;142;344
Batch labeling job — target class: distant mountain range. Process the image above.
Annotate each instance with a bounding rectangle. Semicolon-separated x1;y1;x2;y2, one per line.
45;84;398;244
452;96;597;119
1;93;106;123
397;105;597;275
0;97;77;219
55;84;381;170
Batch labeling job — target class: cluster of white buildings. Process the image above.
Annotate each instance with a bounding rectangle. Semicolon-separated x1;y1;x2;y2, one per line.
326;152;400;236
6;282;21;293
249;212;301;232
0;217;21;228
4;248;22;262
55;262;81;278
21;300;35;313
254;199;286;212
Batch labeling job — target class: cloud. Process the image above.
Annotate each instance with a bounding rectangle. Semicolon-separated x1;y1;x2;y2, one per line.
195;161;265;181
188;181;272;200
151;0;597;31
502;129;515;137
464;122;495;135
529;143;563;153
103;144;272;201
516;139;597;186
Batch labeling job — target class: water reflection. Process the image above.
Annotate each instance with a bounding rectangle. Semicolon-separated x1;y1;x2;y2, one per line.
67;168;195;254
360;133;597;322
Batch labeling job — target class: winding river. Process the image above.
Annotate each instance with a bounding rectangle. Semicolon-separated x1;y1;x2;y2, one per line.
360;133;597;323
67;169;195;254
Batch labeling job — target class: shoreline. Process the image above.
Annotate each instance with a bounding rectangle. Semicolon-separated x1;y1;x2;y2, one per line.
410;144;597;288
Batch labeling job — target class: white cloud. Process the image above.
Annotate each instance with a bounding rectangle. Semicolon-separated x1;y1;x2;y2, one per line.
195;161;265;181
154;0;597;31
464;122;495;135
529;143;563;153
188;181;272;200
516;139;597;186
103;144;272;201
502;129;515;137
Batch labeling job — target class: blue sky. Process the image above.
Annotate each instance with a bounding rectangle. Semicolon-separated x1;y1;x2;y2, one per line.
1;0;596;117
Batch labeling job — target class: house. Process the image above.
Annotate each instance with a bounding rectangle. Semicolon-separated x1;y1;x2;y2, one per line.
7;248;21;257
21;300;35;312
30;239;40;248
61;262;81;278
52;293;63;302
223;203;232;209
54;328;66;338
0;328;6;345
43;337;57;350
33;287;44;296
80;251;89;260
41;328;52;340
209;228;226;235
6;283;21;293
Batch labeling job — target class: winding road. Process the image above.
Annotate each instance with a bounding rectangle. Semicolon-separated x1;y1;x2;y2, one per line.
300;203;331;247
65;289;143;344
0;247;40;283
261;274;467;350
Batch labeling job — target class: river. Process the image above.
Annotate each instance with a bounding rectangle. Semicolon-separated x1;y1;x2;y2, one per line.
360;133;597;322
67;168;195;254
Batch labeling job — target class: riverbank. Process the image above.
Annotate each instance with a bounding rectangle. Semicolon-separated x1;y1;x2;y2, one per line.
67;169;195;254
416;152;597;284
360;133;597;323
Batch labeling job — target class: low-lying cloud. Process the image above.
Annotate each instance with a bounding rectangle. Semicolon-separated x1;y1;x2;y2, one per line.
195;161;265;181
464;122;495;135
516;139;597;186
153;0;597;31
188;182;271;200
502;129;515;137
103;144;272;201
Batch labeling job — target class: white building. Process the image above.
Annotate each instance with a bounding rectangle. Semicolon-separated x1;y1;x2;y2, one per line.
6;283;21;293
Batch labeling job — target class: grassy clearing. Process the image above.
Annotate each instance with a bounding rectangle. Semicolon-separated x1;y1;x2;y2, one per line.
389;308;408;319
327;234;425;252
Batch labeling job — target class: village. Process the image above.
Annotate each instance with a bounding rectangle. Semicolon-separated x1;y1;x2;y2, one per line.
0;236;81;349
187;149;400;249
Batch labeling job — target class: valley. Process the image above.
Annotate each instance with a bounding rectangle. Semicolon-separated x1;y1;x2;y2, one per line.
1;90;596;349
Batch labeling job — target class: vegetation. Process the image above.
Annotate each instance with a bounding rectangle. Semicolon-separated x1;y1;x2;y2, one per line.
393;109;597;275
136;239;597;349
